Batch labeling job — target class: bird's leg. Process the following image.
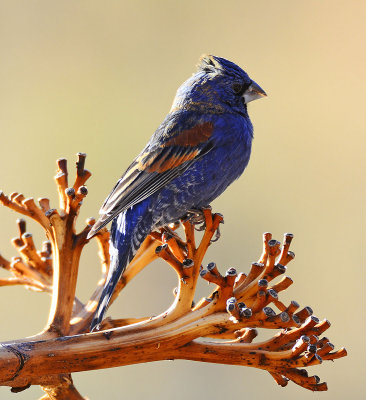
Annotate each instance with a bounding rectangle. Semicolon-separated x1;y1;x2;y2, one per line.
182;206;223;243
184;205;212;232
160;225;182;243
149;224;188;260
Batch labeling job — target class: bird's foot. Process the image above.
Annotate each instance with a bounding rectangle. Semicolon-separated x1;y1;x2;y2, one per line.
210;224;221;243
183;206;222;243
183;206;211;232
160;226;186;247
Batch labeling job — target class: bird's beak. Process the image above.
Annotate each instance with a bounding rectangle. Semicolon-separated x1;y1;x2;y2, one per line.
243;80;267;104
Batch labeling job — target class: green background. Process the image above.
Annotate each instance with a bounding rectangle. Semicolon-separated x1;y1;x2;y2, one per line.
0;1;364;399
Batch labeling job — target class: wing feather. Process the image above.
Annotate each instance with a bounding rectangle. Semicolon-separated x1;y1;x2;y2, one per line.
87;121;214;238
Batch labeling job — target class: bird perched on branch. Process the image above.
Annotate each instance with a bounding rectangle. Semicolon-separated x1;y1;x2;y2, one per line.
87;55;266;331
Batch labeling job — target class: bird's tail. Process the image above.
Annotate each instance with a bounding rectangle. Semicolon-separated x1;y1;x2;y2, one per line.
90;249;131;332
90;205;152;332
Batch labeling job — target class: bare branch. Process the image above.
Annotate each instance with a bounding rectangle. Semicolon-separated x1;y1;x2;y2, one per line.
0;154;347;397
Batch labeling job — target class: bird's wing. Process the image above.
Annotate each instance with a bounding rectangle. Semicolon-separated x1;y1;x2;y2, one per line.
87;121;215;237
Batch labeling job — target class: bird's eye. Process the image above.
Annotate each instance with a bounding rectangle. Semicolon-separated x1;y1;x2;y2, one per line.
232;83;244;95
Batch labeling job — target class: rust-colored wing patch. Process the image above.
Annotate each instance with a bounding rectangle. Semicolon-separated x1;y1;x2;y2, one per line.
165;122;214;147
147;149;199;173
137;121;214;173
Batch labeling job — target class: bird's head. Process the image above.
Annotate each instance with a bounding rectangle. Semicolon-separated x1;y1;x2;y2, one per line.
171;55;267;114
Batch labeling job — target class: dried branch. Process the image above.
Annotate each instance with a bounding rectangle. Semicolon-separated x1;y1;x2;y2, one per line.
0;154;346;398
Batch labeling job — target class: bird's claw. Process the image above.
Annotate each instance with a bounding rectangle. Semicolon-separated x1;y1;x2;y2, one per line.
182;206;222;243
184;207;210;232
210;224;221;243
161;226;185;246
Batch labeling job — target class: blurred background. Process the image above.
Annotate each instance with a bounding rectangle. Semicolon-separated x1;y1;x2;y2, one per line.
0;0;364;399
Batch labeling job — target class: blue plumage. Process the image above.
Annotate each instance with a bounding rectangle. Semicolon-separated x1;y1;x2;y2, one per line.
88;55;266;331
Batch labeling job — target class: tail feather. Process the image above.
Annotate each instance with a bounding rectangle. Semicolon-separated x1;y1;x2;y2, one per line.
90;251;129;331
90;203;153;332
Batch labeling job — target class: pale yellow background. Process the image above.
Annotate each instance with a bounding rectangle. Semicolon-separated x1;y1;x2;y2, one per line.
0;1;364;399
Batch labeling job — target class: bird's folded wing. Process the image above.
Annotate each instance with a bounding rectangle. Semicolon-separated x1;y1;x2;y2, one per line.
88;121;215;236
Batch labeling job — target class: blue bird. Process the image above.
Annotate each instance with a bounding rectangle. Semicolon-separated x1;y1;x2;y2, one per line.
87;55;266;331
